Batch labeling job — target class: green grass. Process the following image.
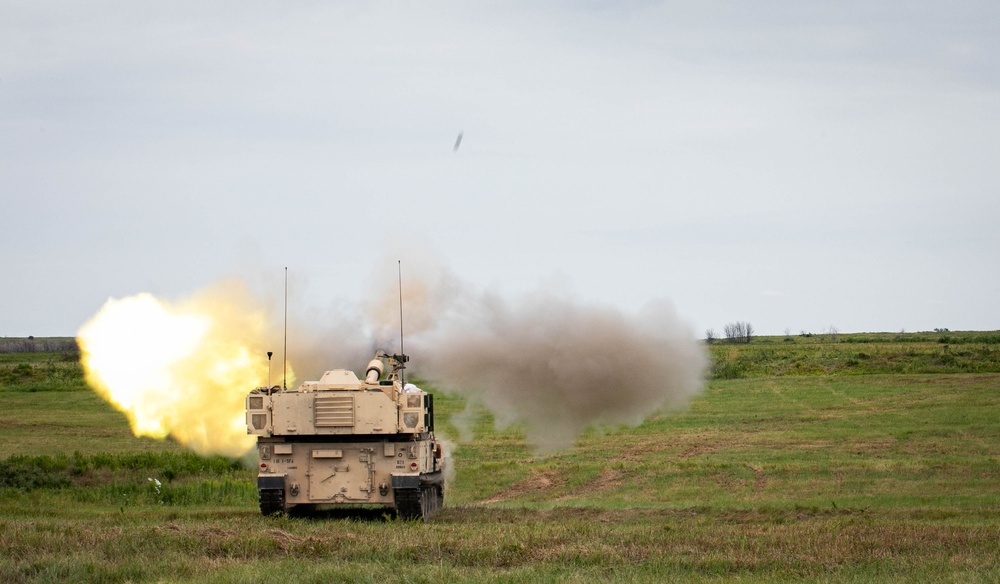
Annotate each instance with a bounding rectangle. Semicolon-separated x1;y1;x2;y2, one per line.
1;335;998;582
708;330;1000;378
0;391;186;456
0;353;86;392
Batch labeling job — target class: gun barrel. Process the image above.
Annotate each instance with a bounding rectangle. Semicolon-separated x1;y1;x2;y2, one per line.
365;358;384;384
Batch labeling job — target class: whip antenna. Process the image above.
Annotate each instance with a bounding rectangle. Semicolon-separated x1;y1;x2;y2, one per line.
283;266;288;390
398;260;405;385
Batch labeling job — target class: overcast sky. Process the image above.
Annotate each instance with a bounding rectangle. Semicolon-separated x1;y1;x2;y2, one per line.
2;1;998;338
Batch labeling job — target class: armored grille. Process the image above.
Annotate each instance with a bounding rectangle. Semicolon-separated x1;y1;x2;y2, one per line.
314;394;354;427
251;414;267;430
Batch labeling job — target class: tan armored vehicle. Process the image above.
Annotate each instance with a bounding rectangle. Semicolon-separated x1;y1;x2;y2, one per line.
246;352;444;520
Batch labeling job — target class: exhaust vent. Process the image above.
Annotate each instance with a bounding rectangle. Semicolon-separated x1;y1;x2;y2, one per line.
314;394;354;427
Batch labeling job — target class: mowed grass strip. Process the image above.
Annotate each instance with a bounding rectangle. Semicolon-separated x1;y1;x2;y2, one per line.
453;375;999;512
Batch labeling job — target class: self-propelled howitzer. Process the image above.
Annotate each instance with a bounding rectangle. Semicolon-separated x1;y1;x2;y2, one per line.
246;353;444;519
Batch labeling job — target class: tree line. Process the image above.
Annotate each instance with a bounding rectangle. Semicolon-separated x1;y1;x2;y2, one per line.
0;337;79;353
705;321;754;344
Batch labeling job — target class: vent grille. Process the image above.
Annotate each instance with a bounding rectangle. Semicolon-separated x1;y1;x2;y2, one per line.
314;394;354;427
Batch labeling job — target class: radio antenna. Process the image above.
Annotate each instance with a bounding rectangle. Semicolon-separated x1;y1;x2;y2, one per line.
398;260;405;385
283;266;288;390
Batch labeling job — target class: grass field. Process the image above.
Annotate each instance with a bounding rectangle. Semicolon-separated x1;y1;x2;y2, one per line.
1;333;998;582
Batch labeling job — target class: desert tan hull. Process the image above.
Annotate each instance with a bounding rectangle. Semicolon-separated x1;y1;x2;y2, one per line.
257;438;438;507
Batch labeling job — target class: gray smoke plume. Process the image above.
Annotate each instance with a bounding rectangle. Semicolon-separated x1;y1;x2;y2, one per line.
266;248;707;453
285;300;375;384
369;268;709;453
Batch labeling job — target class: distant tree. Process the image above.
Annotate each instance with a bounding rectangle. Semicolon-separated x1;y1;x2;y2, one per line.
724;321;754;344
705;329;717;344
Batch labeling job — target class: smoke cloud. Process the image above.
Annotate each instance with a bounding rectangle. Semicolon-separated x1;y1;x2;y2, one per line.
359;249;707;452
405;282;707;452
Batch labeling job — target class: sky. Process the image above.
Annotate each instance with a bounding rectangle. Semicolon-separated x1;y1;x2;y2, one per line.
2;1;999;339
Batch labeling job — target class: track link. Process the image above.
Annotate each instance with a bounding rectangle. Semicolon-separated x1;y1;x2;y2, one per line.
394;484;443;521
259;488;285;516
